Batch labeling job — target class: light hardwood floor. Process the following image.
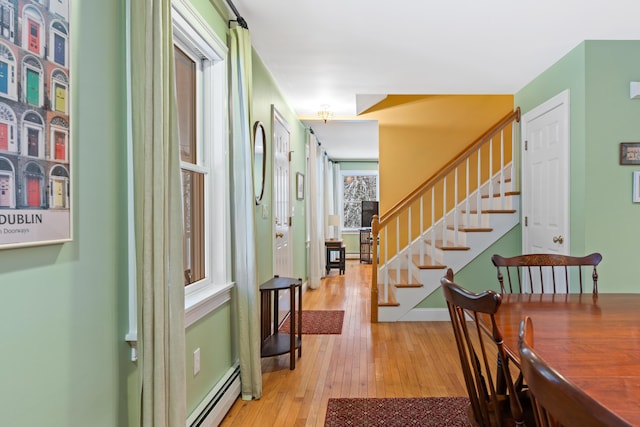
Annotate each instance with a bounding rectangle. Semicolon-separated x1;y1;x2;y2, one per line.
220;260;468;427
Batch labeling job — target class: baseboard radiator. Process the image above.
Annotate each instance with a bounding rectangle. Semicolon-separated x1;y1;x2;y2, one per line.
188;364;241;427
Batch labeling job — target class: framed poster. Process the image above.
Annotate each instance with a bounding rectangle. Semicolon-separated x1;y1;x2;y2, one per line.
0;1;72;249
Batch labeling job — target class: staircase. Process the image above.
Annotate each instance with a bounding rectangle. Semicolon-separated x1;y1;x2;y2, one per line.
371;109;521;322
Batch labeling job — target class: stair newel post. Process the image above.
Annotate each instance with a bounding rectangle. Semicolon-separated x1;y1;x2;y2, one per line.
489;138;494;210
371;214;379;323
511;107;521;196
500;130;505;210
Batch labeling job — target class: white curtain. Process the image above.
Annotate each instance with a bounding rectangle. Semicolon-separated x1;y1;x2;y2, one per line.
229;25;262;400
308;133;326;289
323;154;332;240
130;0;186;425
333;162;342;237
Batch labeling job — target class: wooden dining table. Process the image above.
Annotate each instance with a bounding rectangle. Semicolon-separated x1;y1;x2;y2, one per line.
485;293;640;425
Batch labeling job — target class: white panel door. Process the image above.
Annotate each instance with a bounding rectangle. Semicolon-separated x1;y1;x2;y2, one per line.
273;107;292;278
521;90;570;292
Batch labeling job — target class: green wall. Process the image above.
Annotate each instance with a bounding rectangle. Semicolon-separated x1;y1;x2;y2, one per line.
516;40;640;291
252;51;308;284
186;304;233;416
0;1;129;426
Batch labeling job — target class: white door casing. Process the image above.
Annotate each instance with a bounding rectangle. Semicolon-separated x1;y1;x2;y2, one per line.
272;106;293;278
521;90;570;292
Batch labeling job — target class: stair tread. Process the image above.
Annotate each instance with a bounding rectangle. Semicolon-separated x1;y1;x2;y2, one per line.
377;284;399;306
424;239;470;251
461;209;517;214
388;268;422;286
446;225;493;232
481;191;520;199
411;254;447;269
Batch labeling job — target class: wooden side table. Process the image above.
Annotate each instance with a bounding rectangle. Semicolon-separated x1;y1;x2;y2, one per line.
325;239;345;275
259;276;302;370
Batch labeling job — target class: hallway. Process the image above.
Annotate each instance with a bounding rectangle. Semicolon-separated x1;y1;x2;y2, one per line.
221;260;467;426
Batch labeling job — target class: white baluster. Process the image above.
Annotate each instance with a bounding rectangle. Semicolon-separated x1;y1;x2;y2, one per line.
431;188;435;264
500;130;505;209
419;195;424;264
465;158;470;228
442;177;447;247
489;138;494;210
454;167;459;246
396;216;400;284
477;148;482;227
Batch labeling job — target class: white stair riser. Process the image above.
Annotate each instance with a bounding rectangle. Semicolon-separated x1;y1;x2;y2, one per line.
378;195;520;322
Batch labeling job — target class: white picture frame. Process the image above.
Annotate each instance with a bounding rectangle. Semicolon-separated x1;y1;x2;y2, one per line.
633;171;640;203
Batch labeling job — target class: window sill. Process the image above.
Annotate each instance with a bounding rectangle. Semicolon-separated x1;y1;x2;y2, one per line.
185;281;234;328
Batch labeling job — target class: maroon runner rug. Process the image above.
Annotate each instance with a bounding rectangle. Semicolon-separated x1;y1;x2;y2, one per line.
324;397;471;426
278;310;344;334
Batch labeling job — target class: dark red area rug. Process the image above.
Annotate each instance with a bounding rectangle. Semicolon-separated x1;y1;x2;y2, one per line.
324;397;472;426
278;310;344;334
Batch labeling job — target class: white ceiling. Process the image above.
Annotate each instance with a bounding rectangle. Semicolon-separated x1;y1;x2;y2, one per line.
231;0;640;159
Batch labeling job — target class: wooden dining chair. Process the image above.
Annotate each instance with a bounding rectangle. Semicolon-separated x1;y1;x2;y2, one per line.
491;253;603;294
518;316;632;427
441;269;529;427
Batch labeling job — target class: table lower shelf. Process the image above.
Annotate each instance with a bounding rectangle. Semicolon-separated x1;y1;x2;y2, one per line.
260;332;302;358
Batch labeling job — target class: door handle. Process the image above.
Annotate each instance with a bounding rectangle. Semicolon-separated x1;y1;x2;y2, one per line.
552;235;564;244
276;232;284;238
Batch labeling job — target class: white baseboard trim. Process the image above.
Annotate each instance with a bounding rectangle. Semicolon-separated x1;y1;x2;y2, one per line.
187;364;240;427
398;308;450;322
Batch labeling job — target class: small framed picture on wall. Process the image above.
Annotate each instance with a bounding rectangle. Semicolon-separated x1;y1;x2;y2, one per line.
633;171;640;203
620;142;640;165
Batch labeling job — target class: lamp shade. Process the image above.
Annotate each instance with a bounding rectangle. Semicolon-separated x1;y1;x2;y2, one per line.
328;214;340;226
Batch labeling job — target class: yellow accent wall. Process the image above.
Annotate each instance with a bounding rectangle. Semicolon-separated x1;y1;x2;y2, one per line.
360;95;513;213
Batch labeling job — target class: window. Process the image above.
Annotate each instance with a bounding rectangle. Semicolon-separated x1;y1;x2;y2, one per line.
171;0;230;326
341;170;378;229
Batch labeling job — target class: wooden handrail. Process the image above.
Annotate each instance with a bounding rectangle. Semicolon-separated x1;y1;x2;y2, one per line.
378;108;520;229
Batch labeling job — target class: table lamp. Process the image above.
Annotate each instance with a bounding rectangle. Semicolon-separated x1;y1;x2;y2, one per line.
328;214;340;240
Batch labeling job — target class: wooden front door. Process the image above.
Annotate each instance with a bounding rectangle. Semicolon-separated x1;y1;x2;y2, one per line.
0;61;7;95
54;132;65;160
0;123;8;151
52;180;64;208
28;19;39;54
26;69;39;106
0;175;11;207
27;176;40;207
27;128;38;157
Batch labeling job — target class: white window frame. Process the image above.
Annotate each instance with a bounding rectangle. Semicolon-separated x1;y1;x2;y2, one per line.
340;169;379;232
125;0;231;360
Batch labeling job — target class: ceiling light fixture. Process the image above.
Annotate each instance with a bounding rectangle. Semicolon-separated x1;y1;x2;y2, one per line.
317;105;334;123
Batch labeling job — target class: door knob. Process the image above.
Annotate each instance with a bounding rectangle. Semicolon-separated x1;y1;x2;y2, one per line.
552;235;564;244
275;232;284;238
